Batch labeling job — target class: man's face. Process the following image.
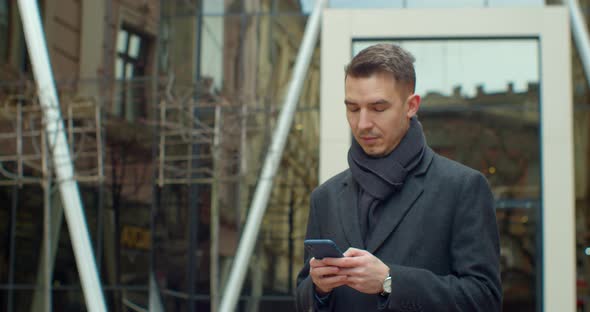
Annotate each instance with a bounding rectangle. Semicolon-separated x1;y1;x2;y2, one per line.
344;72;419;157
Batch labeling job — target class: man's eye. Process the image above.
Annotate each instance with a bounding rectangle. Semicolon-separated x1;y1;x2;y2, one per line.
374;106;386;112
347;106;359;112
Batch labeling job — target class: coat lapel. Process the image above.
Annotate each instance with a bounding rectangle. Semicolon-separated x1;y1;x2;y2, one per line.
365;148;434;254
337;172;365;249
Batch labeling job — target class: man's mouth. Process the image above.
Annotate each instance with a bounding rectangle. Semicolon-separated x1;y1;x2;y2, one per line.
360;136;378;143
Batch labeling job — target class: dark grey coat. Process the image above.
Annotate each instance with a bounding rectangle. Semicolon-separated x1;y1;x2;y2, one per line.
295;147;502;312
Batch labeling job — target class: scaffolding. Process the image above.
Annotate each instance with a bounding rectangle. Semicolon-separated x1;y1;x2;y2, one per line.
0;94;103;185
0;0;320;311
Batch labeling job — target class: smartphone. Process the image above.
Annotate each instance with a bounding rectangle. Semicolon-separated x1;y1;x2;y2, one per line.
304;239;344;260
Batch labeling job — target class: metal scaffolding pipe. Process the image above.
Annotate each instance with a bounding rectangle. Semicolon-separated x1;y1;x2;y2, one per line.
17;1;108;311
218;0;326;311
569;0;590;85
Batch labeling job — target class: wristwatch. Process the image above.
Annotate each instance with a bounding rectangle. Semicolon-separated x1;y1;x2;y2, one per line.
381;274;392;296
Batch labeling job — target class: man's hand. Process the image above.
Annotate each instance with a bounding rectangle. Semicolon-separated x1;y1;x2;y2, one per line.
322;247;389;294
309;257;348;294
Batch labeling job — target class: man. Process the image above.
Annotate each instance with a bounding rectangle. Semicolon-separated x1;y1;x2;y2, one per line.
295;43;502;311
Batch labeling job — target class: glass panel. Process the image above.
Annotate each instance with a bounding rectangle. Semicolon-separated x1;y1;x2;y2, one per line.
0;0;8;61
118;206;151;284
0;0;6;16
200;16;224;91
52;290;85;311
353;40;539;98
128;34;141;59
353;38;541;312
126;63;134;79
116;29;128;54
114;81;123;116
154;11;319;310
573;42;590;310
14;185;44;285
13;290;34;311
115;58;124;79
203;0;225;15
125;77;135;122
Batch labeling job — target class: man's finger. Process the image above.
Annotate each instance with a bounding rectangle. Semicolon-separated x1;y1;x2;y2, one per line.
311;266;341;277
322;256;361;268
343;247;367;257
310;257;333;268
337;267;362;276
317;274;347;286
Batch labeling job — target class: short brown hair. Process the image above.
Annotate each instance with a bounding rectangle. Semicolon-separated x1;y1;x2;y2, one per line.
345;43;416;94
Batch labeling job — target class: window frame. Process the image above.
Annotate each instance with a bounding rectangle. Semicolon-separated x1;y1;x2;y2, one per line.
114;25;150;121
320;7;574;311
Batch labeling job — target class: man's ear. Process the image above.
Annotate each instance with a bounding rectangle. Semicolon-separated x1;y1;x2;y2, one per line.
406;94;421;118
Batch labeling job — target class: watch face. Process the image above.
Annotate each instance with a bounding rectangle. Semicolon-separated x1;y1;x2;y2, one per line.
383;276;392;293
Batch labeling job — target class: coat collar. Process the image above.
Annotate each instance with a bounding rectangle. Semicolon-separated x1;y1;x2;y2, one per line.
337;147;434;252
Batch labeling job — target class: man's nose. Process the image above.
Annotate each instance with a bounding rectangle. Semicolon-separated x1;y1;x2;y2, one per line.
358;110;373;130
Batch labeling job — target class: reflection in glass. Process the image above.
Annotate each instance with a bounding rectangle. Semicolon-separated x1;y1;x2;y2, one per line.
0;0;8;61
354;39;540;312
117;29;128;54
129;34;141;59
115;59;124;79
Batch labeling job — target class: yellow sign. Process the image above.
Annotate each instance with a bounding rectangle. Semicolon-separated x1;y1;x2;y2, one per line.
120;226;151;250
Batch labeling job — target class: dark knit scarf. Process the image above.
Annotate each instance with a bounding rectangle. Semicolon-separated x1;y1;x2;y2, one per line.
347;117;426;242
